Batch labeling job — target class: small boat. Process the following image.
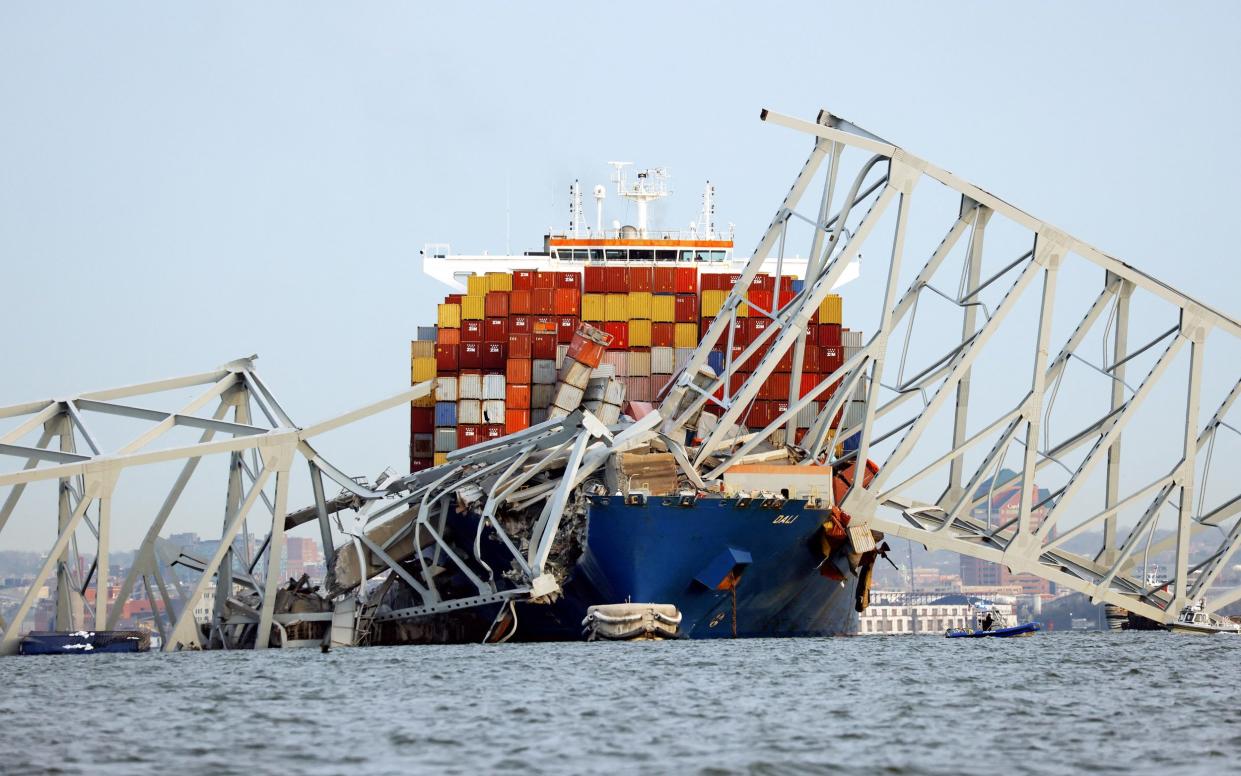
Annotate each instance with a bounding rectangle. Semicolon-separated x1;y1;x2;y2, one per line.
1168;601;1241;635
946;622;1041;638
18;630;151;655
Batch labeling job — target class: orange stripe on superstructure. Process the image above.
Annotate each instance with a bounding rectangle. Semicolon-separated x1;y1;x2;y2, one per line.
547;238;733;248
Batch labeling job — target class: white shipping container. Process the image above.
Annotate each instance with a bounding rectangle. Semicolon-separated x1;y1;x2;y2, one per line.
770;428;788;447
591;364;617;379
457;399;482;424
583;377;608;402
458;372;483;400
556;344;570;369
435;376;459;402
483;400;506;423
795;402;817;429
851;379;867;401
651;347;675;374
597;403;621;425
627;350;651;377
548;404;571;419
434;428;458;452
482;373;506;400
674;347;695;373
601;351;628;377
843;329;864;348
532;359;558;384
532;383;555;408
604;378;626;406
843;399;867;428
553;384;584;411
559;359;593;390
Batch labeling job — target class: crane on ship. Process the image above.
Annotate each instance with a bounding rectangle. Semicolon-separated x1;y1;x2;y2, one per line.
1;108;1238;651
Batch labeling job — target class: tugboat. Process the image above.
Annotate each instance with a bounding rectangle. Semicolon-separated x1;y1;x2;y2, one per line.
1168;600;1241;635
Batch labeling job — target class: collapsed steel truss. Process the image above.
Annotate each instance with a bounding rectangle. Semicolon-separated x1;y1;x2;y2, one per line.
660;109;1241;623
2;108;1237;651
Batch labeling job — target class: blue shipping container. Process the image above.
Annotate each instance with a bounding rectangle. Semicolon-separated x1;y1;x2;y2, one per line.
435;401;457;426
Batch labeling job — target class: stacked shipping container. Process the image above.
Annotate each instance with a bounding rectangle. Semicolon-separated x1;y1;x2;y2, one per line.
412;265;855;470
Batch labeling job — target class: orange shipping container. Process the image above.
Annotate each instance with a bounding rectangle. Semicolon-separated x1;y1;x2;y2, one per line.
484;291;510;317
437;327;461;346
506;384;531;409
553;288;580;316
505;409;531;434
506;358;533;383
510;289;533;315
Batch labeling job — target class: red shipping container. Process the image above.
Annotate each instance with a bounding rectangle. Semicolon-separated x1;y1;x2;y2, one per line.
435;343;459;371
557;316;579;344
700;317;715;338
675;294;698;322
513;270;535;290
510;289;533;315
459;341;482;369
410;406;434;433
748;287;774;315
446;294;464;304
823;346;844;373
554;271;581;290
484;291;510;318
747;400;775;427
457;424;482;448
759;372;790;401
603;321;629;350
651;322;675;347
727;317;747;346
752;273;774;291
675;266;698;293
409;458;432;473
629;265;653;292
604;266;628;292
532;315;557;334
532;288;555;315
553;288;580;316
484;317;508;342
747;317;771;343
584;266;607;293
509;315;532;335
567;336;606;369
506;358;532;383
799;372;822;399
780;276;795;292
701;273;722;291
505;409;531;435
778;288;796;310
724;273;743;290
482;342;506;369
484;424;505;441
506;384;531;409
653;267;677;293
817;323;843;348
774;347;794;374
803;343;821;373
532;333;557;359
437;327;461;346
508;333;532;359
461;320;484;343
533;271;556;289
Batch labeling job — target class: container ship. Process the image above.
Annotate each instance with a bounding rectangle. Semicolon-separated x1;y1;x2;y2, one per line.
392;165;875;642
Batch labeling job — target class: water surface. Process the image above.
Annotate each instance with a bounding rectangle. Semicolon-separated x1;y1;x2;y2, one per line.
0;632;1235;774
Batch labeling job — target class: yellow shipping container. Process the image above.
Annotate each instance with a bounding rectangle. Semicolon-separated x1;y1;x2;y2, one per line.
437;303;461;329
582;293;606;321
434;452;449;466
410;340;435;359
485;272;513;292
701;289;729;317
605;293;629;322
411;357;437;383
652;294;676;322
412;392;436;408
818;294;843;324
627;291;654;320
629;319;652;347
467;274;489;296
461;295;486;320
674;323;698;348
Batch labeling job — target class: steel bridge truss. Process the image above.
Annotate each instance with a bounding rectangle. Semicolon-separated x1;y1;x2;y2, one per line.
659;109;1241;624
0;357;426;653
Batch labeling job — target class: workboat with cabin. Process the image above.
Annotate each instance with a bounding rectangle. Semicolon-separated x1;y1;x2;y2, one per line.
1168;600;1241;635
374;164;878;642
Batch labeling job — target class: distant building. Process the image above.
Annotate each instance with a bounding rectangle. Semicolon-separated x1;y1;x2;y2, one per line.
858;592;1016;635
282;537;323;581
959;469;1056;596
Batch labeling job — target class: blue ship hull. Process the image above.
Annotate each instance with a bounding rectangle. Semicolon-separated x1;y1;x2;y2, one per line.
18;630;150;655
512;496;859;640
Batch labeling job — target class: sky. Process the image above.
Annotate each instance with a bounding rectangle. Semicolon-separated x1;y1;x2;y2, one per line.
1;2;1239;552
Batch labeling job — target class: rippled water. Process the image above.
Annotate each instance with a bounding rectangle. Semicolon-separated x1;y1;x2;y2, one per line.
0;632;1235;775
